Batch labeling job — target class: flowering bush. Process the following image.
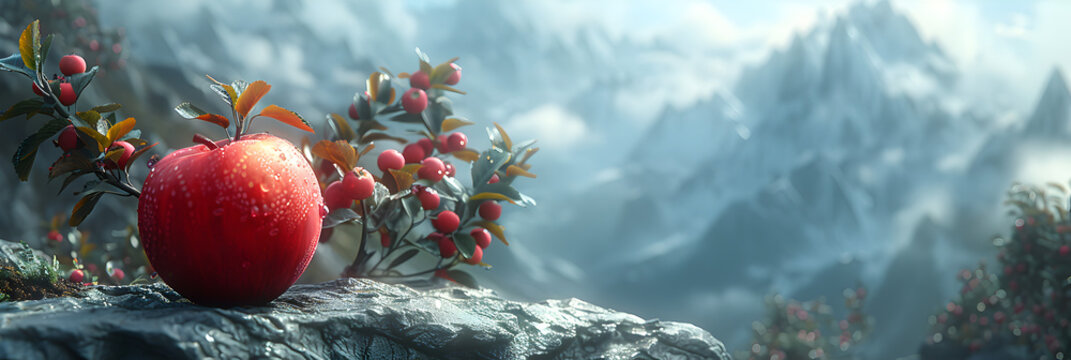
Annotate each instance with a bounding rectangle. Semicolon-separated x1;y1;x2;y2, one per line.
924;183;1070;358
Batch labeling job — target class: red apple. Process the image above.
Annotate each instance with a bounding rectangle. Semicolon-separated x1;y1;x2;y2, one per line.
436;134;450;153
417;187;440;210
410;70;430;90
418;157;445;182
1061;245;1070;256
69;269;84;283
105;140;135;169
488;173;500;184
59;54;87;76
56;125;80;151
111;268;125;282
445;63;462;85
324;180;352;211
377;149;405;173
437;235;456;258
137;133;323;306
432;210;459;233
416;138;434;155
402;88;427;114
464;245;483;265
58;82;76;106
472;228;492;249
47;230;63;242
342;167;375;200
348;103;360;120
402;144;425;164
31;82;45;96
446;132;467;152
479;201;501;221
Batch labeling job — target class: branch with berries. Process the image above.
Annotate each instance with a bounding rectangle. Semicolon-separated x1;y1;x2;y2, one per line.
309;49;538;287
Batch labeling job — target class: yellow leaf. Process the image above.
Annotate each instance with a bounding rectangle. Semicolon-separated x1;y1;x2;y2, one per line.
106;117;136;143
258;104;313;132
359;143;376;159
235;80;271;118
399;164;423;174
430;83;466;95
519;147;539;164
389;168;415;190
397;72;411;79
19;20;39;71
440;117;475;133
452;149;479;163
76;126;110;152
494;122;512;149
311;140;357;170
328;113;354;141
195;113;230;129
505;165;536;178
473;220;509;246
430;57;460;83
366;72;384;102
469;192;516;205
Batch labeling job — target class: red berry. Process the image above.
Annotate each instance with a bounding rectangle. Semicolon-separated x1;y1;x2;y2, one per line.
69;269;84;283
58;82;76;106
445;63;462;85
402;88;427;114
324;180;352;211
348;103;360;120
437;235;456;258
138;134;323;306
111;268;125;281
32;82;45;96
446;132;467;152
59;54;87;76
409;70;430;90
377;149;405;173
402;144;425;164
107;141;135;169
488;173;500;184
319;159;337;176
432;210;460;233
380;230;391;248
443;162;456;177
57;125;79;152
342;167;375;200
47;230;63;242
418;157;445;182
465;245;483;265
416;138;434;155
436;135;450;153
479;201;501;221
1061;245;1070;256
417;187;440;210
472;228;492;249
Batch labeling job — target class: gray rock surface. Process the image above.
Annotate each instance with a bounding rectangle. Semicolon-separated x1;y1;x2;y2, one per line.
0;277;730;360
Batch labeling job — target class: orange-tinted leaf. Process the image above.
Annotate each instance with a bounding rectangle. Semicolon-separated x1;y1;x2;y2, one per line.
430;83;466;95
430;57;459;83
235;80;270;118
367;72;385;102
126;142;158;169
69;192;103;227
76;126;110;152
311;140;357;169
473;220;509;245
388;168;416;190
106;117;136;143
258;104;312;132
519;147;539;164
19;20;39;70
440;117;474;132
397;72;411;79
452;149;479;163
506;164;537;178
328;113;355;141
399;163;422;174
469;192;516;205
494;122;512;149
195;113;230;129
359;143;376;159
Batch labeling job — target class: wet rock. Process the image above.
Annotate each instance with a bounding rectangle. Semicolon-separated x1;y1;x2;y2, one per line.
0;273;729;359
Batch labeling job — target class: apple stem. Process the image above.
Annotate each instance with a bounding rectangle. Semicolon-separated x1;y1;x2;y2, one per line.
192;133;219;150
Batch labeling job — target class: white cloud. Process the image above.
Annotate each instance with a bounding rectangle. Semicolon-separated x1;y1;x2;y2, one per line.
506;104;588;152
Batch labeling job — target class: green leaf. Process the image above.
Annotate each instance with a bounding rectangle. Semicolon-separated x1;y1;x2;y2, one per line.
354;93;373;121
173;102;208;119
446;269;478;288
38;34;53;66
470;146;511;187
323;208;360;229
453;232;477;258
327;113;355;141
77;110;101;127
69;192;104;227
90;103;121;113
388;249;419;269
48;153;93;180
57;171;91;195
0;53;33;77
76;126;110;152
209;84;233;106
19;20;39;71
68;66;99;97
1;98;46;121
12;118;67;181
473;183;537;207
426;97;454;135
473;220;509;246
359;132;408;145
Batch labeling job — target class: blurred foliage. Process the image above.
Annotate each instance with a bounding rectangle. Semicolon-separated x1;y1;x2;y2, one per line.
742;287;871;360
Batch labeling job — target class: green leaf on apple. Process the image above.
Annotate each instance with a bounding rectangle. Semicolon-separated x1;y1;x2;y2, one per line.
0;53;33;78
12;117;67;181
453;231;477;259
68;66;99;98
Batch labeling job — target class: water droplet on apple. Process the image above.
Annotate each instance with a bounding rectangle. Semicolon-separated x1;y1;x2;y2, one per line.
320;205;329;218
212;208;224;216
269;228;279;237
241;261;250;269
250;205;260;218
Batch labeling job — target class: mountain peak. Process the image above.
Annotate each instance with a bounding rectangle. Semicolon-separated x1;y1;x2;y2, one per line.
1022;68;1071;137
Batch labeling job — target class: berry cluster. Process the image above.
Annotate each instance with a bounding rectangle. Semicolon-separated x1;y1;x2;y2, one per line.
925;184;1071;358
743;288;871;360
